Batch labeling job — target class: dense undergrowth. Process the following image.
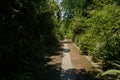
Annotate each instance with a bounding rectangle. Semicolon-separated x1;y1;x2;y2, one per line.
60;0;120;80
0;0;61;80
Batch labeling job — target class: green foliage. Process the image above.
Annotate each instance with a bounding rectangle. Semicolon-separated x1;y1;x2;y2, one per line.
101;69;120;80
57;22;66;39
102;69;120;76
0;0;60;80
60;0;120;80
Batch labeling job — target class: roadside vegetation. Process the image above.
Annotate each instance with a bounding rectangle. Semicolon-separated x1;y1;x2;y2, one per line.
1;0;120;80
60;0;120;80
0;0;61;80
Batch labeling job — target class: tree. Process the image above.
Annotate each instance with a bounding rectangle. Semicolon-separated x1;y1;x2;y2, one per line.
0;0;60;80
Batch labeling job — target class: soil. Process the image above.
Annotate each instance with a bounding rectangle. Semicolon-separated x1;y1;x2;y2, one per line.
67;40;95;80
42;40;101;80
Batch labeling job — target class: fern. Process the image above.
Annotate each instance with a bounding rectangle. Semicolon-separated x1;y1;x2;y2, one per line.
102;69;120;80
102;69;120;76
112;62;120;69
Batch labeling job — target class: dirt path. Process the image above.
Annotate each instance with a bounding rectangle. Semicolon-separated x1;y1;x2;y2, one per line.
43;39;101;80
60;39;75;80
60;39;97;80
68;41;94;80
61;40;100;80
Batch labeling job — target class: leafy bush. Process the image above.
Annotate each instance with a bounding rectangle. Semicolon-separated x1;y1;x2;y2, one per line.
60;0;120;80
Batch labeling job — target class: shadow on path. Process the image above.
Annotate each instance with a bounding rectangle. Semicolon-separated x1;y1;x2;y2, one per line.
35;40;98;80
60;68;98;80
74;68;97;80
61;69;75;80
39;63;61;80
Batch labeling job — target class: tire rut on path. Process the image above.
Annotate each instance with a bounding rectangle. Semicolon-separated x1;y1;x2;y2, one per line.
60;39;75;80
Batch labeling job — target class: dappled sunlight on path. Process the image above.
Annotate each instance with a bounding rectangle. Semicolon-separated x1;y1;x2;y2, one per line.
60;39;75;80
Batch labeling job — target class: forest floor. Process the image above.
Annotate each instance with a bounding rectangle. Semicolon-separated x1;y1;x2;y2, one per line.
42;39;102;80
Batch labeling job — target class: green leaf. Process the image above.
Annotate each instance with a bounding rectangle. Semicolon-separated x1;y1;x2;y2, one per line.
102;69;120;76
